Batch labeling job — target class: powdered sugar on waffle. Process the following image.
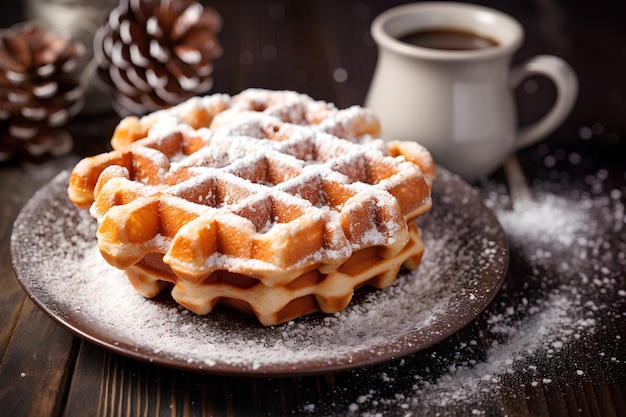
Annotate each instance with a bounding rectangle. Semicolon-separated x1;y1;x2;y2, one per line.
69;92;433;307
84;116;432;305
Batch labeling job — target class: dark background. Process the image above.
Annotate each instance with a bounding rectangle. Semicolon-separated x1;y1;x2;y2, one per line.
0;0;626;147
1;0;625;186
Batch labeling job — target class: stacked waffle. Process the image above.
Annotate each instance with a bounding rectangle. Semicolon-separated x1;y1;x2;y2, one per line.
68;89;434;325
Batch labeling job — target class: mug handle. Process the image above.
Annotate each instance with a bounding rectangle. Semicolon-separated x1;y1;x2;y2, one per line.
510;55;578;150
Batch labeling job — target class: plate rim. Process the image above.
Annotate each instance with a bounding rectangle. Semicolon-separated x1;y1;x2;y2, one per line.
11;168;508;377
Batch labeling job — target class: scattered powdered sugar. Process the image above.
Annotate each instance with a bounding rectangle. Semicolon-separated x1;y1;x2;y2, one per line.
310;172;626;416
11;169;506;374
16;166;624;414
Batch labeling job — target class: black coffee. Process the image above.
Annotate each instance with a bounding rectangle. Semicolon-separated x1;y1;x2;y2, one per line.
398;28;499;51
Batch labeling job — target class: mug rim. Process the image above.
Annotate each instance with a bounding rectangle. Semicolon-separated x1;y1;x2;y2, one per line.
371;1;524;61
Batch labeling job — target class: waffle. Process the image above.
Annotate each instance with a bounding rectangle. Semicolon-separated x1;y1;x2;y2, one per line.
68;89;434;325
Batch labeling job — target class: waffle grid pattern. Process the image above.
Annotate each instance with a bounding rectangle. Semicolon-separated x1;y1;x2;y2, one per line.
68;89;434;325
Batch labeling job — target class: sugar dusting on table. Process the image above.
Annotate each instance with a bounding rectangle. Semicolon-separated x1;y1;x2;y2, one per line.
14;167;625;415
322;172;626;416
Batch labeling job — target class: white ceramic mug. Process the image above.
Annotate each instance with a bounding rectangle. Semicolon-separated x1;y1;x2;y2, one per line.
365;2;578;181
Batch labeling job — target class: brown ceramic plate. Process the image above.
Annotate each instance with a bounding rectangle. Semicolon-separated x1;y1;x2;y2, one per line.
11;168;508;377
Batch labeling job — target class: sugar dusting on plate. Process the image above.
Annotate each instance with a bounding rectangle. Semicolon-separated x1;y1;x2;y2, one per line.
11;168;507;375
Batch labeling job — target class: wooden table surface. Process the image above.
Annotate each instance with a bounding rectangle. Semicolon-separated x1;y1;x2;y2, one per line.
1;0;625;416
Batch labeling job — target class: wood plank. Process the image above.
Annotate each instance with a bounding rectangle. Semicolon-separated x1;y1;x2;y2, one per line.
0;267;26;359
67;340;382;417
0;298;77;417
0;168;29;359
0;161;81;416
0;161;71;357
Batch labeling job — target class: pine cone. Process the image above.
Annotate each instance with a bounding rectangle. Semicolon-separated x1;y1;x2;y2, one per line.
94;0;223;116
0;24;85;160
